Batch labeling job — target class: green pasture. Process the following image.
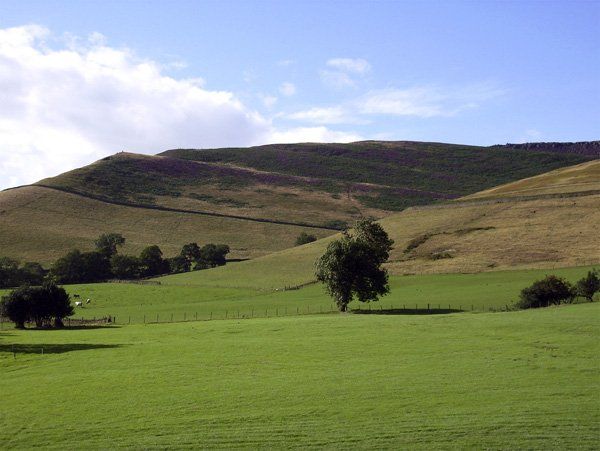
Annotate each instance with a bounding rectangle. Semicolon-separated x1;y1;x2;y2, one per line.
2;265;595;326
1;303;598;448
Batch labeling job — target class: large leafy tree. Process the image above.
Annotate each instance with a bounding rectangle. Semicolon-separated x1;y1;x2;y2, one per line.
50;250;111;284
180;243;201;266
0;282;72;328
315;218;394;312
110;254;142;279
139;245;170;277
196;244;230;269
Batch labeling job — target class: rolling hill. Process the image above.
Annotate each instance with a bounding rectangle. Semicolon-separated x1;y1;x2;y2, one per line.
160;159;600;289
0;140;597;264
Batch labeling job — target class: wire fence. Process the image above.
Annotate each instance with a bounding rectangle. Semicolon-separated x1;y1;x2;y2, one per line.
0;302;521;330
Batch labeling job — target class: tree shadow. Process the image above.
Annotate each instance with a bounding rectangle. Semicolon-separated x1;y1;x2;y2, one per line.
1;325;121;331
0;343;125;354
351;308;463;315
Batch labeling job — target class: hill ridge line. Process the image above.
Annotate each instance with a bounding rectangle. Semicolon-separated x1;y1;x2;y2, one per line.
3;184;342;231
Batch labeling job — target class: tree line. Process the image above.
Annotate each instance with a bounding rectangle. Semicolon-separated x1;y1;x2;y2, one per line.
0;233;231;287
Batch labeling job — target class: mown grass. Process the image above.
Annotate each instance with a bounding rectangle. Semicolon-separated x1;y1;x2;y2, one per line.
2;266;595;325
1;303;598;448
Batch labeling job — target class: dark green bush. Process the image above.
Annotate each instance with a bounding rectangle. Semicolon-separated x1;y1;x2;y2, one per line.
516;275;576;309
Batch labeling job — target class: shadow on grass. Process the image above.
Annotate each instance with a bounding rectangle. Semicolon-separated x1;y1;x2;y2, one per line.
0;343;125;354
0;325;121;331
351;308;463;315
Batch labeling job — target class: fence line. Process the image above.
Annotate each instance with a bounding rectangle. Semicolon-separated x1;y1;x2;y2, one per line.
7;300;572;329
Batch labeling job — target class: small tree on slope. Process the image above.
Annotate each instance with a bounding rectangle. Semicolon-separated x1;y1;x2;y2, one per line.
315;218;394;312
576;269;599;302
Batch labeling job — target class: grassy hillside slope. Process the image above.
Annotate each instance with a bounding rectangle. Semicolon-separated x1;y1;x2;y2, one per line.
0;186;332;263
1;141;595;264
41;141;596;219
1;303;598;448
160;161;600;289
463;159;600;199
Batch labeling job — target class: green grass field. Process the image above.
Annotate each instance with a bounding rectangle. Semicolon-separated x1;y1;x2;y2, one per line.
2;265;595;326
1;303;598;448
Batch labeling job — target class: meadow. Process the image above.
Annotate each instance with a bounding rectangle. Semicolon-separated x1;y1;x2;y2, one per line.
2;265;595;326
1;303;598;448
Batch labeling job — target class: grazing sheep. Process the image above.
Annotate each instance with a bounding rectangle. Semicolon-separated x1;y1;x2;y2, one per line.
86;299;91;304
75;301;83;307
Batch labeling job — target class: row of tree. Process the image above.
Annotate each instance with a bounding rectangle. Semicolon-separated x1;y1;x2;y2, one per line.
0;233;231;287
49;234;231;284
516;270;599;309
0;258;46;288
1;282;73;329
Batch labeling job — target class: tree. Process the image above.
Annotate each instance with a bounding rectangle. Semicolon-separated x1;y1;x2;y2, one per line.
1;286;32;329
43;281;73;328
110;254;142;279
50;250;110;283
0;283;72;329
80;251;112;282
576;269;599;302
315;218;394;312
295;232;317;246
20;262;46;285
95;233;126;259
50;250;85;284
168;255;191;274
0;257;21;288
196;244;230;269
516;275;576;309
139;245;169;277
180;243;201;266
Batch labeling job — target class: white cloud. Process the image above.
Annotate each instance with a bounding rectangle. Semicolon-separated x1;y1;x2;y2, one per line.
358;84;504;118
0;25;357;189
286;107;368;125
279;82;296;96
286;83;504;125
259;94;278;108
326;58;371;74
319;70;358;89
268;126;362;144
320;57;371;89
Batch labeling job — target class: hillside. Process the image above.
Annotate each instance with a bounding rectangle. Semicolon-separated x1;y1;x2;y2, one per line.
0;186;333;263
1;140;596;264
160;160;600;289
463;159;600;199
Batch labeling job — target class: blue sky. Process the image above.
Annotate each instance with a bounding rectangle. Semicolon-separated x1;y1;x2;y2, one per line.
0;0;598;188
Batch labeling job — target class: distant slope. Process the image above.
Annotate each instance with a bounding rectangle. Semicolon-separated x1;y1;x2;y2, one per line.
160;160;600;289
0;186;333;264
2;140;596;264
161;140;597;205
463;160;600;199
493;141;600;157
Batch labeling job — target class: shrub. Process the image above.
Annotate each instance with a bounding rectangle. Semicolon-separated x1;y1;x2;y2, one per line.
295;232;317;246
516;275;576;309
576;269;599;302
